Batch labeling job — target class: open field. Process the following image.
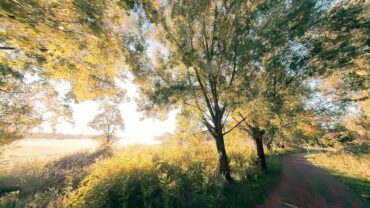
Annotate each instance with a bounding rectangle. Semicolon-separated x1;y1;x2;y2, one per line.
0;136;161;171
0;138;99;171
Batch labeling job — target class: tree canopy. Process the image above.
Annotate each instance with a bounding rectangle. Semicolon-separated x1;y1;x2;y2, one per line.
120;0;369;177
0;0;133;138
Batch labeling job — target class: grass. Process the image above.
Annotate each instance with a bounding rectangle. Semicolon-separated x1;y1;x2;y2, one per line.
307;151;370;200
0;141;284;207
65;141;283;208
0;147;112;208
220;154;283;208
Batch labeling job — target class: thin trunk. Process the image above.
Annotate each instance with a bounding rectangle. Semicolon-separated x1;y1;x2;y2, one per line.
107;135;111;144
215;133;232;181
241;124;268;171
254;135;267;171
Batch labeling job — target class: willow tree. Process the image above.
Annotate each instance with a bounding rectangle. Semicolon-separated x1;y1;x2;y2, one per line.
123;0;337;177
230;0;322;170
237;82;308;170
123;0;262;180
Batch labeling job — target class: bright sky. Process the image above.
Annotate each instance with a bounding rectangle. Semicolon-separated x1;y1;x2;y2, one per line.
35;39;177;144
39;80;177;144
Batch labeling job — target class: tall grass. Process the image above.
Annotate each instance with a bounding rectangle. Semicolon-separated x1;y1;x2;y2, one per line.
307;152;370;200
0;147;111;208
64;141;282;208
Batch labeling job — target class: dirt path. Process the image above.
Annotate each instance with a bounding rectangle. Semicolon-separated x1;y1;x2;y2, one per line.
257;153;369;208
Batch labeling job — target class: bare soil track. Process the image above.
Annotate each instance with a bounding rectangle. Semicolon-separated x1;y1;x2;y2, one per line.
257;154;369;208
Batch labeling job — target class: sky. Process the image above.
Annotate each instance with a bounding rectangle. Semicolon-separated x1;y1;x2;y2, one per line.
38;80;177;144
35;39;177;144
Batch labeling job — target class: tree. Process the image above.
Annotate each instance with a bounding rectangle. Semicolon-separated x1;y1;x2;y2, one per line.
309;0;370;140
0;0;131;142
124;0;264;180
237;89;307;170
88;103;124;145
0;63;41;144
226;0;369;170
0;0;128;101
123;0;343;177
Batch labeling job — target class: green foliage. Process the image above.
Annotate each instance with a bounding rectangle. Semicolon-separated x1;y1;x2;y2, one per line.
73;0;107;35
0;0;127;101
342;142;370;155
126;0;327;120
310;0;369;73
310;0;369;137
64;142;282;208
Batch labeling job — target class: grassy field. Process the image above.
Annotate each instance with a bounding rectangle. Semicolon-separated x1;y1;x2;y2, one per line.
0;140;284;208
0;138;99;172
307;151;370;200
0;148;112;208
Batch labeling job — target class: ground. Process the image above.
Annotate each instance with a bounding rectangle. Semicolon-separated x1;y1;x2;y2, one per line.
1;139;369;207
257;153;369;208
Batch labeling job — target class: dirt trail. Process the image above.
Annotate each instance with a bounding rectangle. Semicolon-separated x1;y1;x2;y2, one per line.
257;153;369;208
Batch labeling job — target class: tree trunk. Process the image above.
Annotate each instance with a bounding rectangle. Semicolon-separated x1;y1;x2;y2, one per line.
215;134;232;181
106;135;111;144
253;133;267;171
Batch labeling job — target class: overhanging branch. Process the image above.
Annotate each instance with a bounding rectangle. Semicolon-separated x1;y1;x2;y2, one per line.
0;46;15;50
223;114;247;135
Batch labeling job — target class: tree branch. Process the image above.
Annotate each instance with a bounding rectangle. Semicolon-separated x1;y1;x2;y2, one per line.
194;67;216;121
0;46;15;50
223;115;247;135
341;96;369;103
